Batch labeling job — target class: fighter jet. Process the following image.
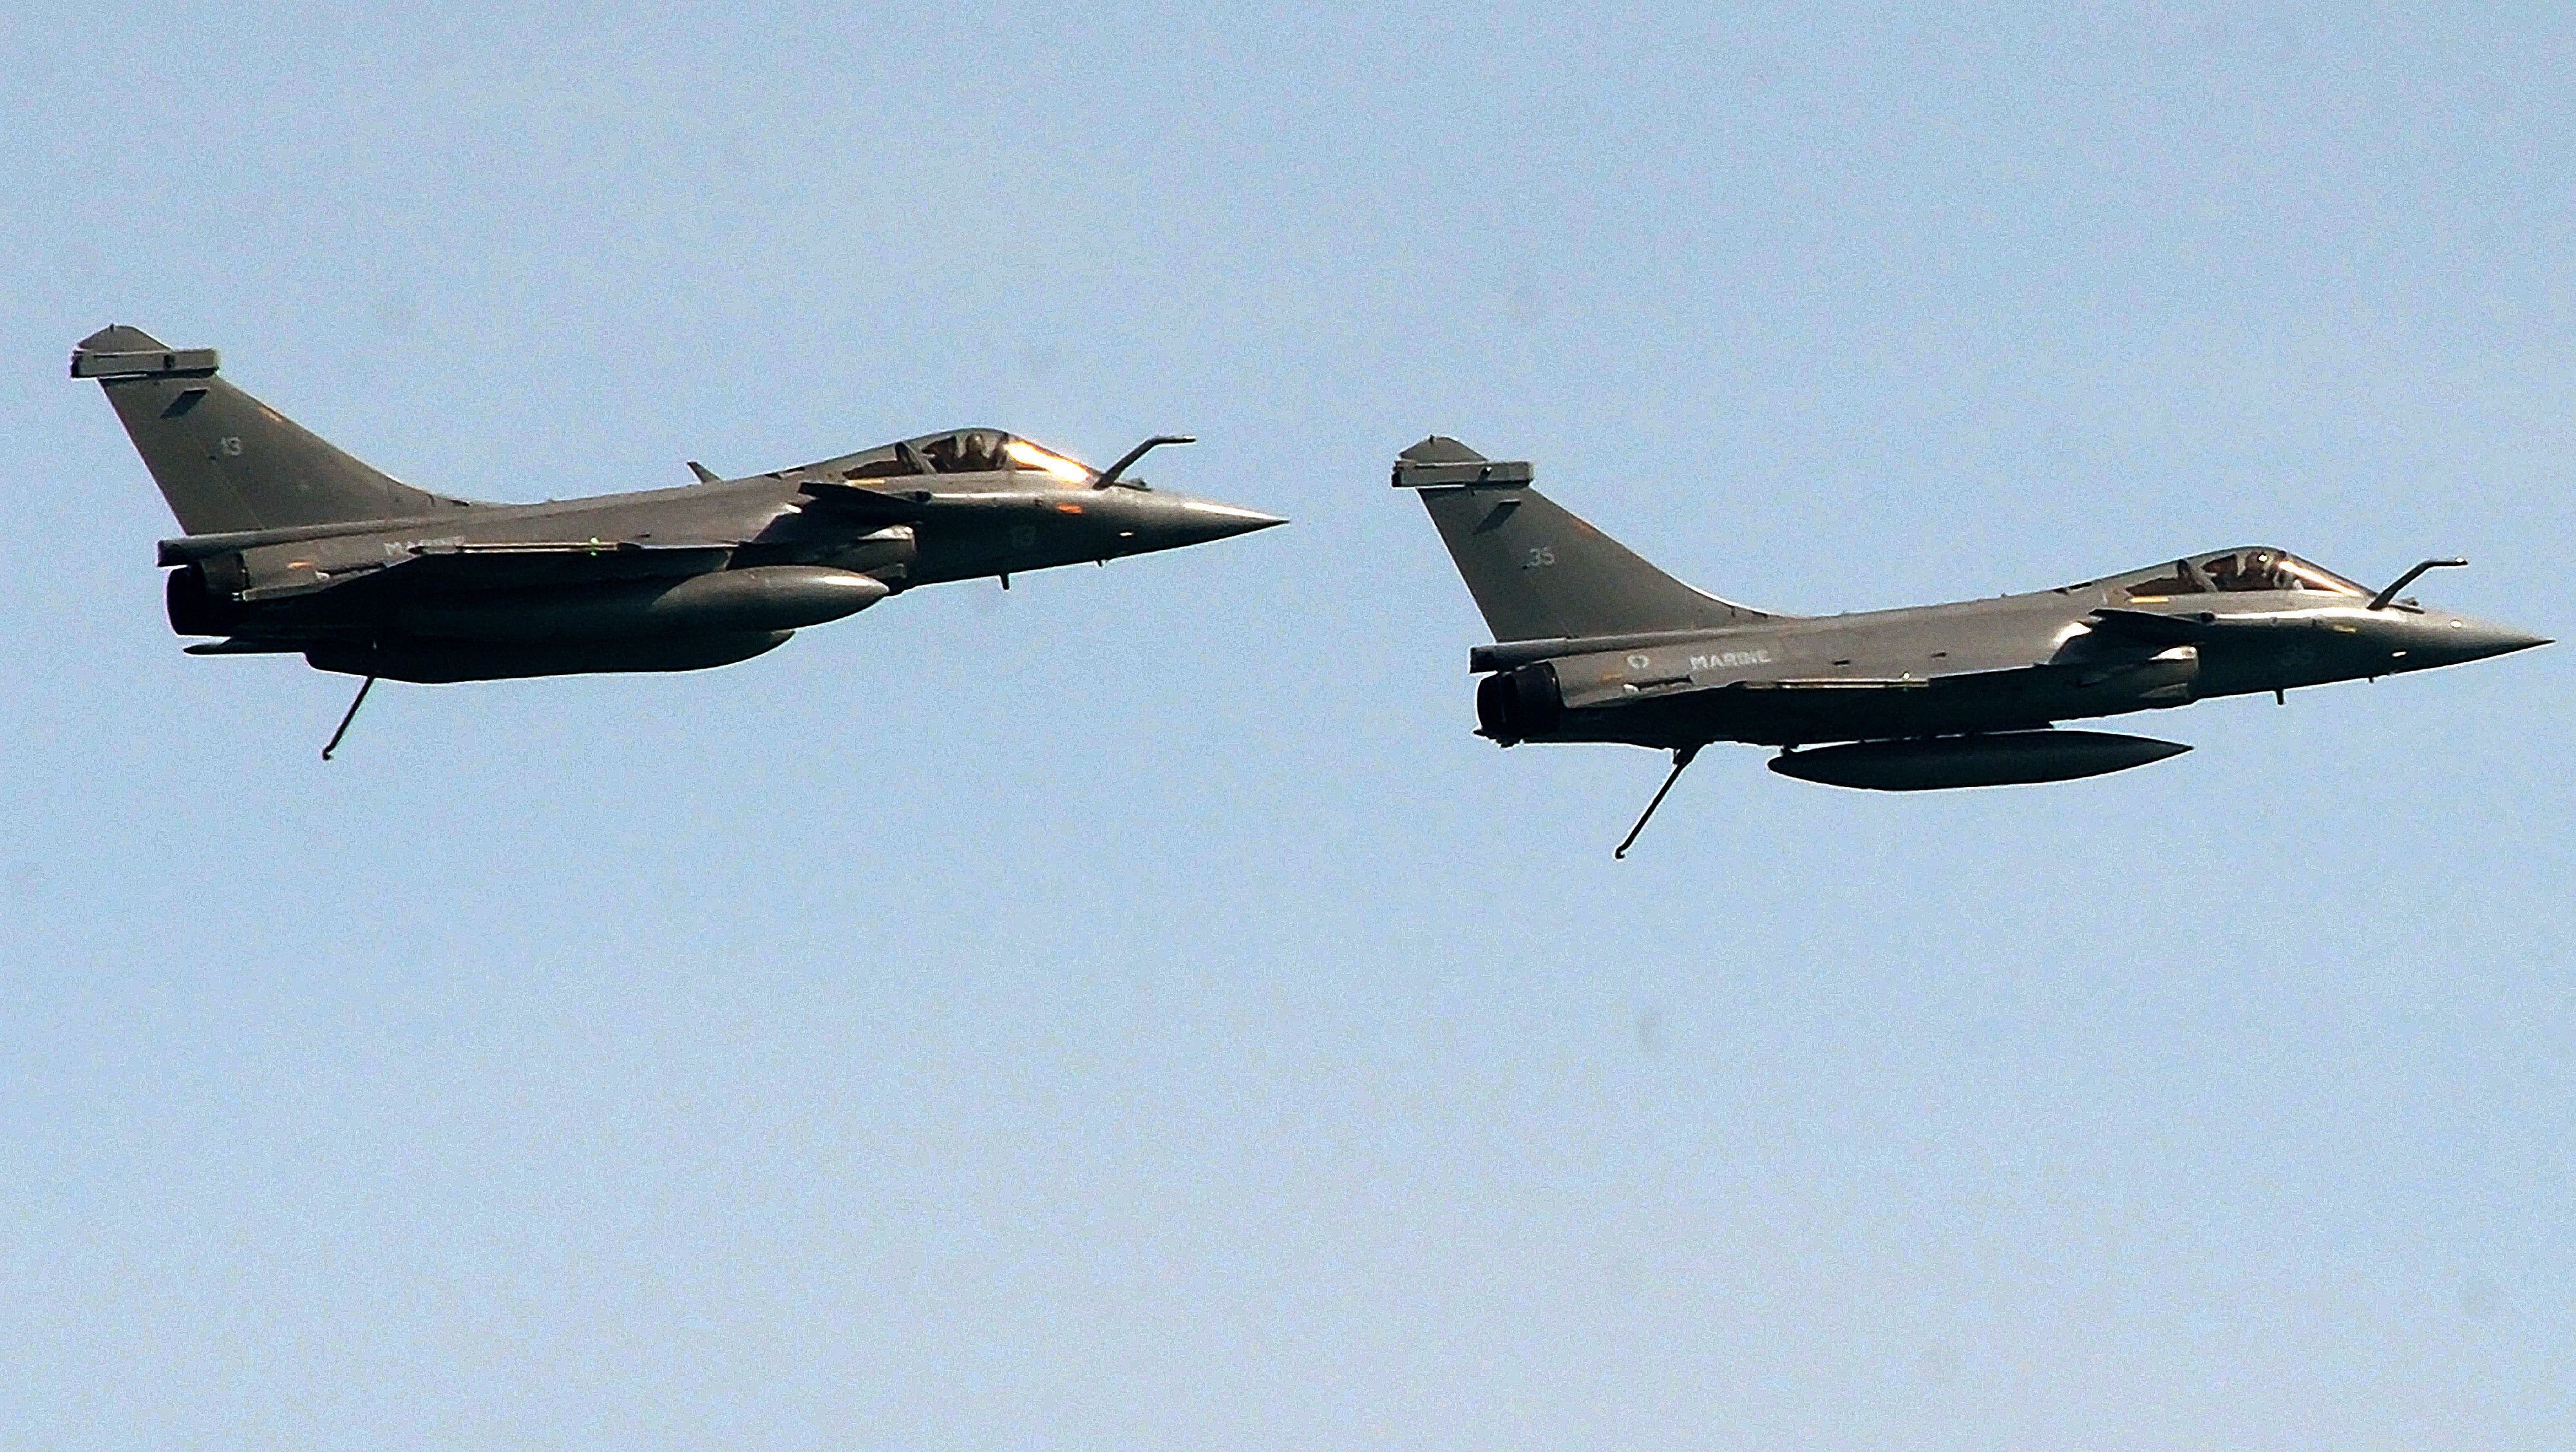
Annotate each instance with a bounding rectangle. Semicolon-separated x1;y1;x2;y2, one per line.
1394;436;2548;855
73;326;1285;756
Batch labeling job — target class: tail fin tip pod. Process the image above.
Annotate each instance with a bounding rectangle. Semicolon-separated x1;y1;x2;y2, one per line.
72;325;476;535
1392;435;1770;642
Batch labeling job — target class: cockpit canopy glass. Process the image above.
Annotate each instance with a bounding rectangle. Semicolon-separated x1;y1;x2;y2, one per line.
2123;548;2368;600
824;429;1097;484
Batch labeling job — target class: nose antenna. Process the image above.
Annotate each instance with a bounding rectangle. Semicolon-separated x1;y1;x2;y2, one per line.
1093;434;1195;489
2369;557;2468;611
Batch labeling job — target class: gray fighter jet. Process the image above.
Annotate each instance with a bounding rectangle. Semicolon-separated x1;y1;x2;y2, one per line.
1396;436;2548;854
73;326;1285;756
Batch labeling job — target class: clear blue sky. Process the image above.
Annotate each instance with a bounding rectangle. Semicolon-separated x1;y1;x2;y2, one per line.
5;4;2571;1447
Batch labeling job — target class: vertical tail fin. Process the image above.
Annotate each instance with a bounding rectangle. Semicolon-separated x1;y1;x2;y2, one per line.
1393;436;1769;641
72;325;475;534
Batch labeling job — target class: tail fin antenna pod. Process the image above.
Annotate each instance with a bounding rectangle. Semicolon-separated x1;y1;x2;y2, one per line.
1393;436;1769;642
71;325;476;535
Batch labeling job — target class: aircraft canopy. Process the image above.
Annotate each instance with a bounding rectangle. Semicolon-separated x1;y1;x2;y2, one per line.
827;429;1096;484
2123;548;2368;600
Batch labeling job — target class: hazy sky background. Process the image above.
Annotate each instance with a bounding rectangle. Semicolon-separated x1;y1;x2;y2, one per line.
5;3;2572;1447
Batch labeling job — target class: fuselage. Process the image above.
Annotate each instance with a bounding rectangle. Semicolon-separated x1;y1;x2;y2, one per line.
1396;437;2547;810
1474;559;2548;750
158;444;1282;680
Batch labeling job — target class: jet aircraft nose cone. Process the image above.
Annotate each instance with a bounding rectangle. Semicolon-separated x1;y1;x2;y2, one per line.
1147;495;1289;548
1182;499;1290;538
2423;615;2552;666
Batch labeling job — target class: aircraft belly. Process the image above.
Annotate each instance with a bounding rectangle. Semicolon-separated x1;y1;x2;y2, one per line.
1550;650;2197;748
392;566;887;643
204;564;886;649
305;631;795;683
1561;691;2060;749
